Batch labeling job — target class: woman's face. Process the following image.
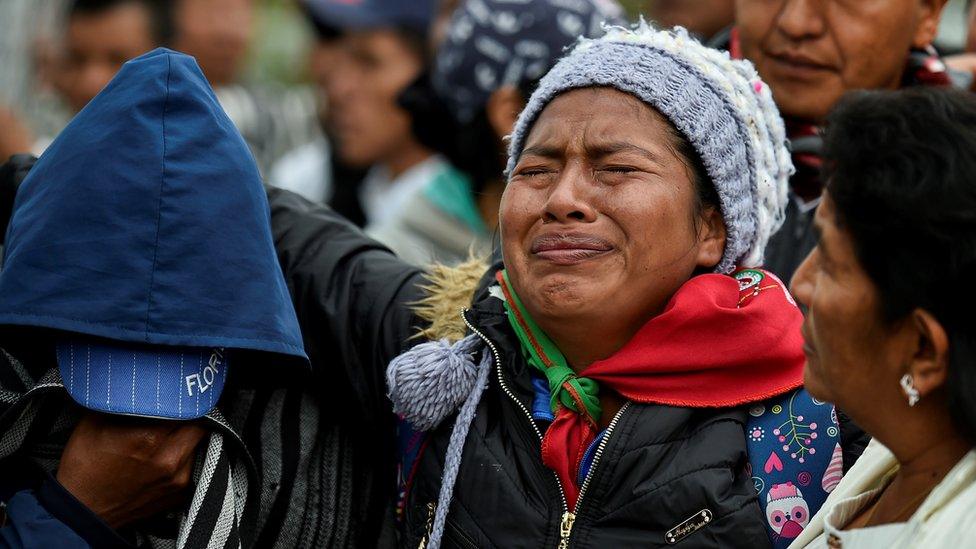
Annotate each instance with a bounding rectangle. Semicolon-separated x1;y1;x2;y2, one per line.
790;194;904;415
500;88;725;350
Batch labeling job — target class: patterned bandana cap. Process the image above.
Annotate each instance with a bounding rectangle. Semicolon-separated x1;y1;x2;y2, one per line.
507;23;794;273
433;0;625;124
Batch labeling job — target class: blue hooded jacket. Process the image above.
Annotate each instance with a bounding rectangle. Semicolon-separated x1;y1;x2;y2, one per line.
0;48;305;360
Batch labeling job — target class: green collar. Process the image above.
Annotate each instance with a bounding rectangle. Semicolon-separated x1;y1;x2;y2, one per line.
497;270;601;424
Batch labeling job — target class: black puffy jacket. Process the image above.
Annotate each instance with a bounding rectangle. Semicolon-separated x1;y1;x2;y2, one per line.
269;188;771;548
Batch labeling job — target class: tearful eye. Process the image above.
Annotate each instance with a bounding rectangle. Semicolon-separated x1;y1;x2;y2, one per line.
601;166;637;173
515;166;554;178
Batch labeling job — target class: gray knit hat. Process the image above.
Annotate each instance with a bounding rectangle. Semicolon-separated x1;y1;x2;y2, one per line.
506;23;793;273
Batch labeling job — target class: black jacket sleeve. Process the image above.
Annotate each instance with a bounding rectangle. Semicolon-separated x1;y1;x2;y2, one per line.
268;187;427;424
0;155;37;244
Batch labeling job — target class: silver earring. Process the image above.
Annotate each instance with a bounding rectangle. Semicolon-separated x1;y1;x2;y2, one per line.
900;374;920;407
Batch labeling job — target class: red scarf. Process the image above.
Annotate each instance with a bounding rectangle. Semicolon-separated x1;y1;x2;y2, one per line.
500;268;805;509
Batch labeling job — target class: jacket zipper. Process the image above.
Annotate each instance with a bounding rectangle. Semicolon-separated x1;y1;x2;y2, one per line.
460;311;570;519
463;309;634;549
418;502;436;549
559;402;631;548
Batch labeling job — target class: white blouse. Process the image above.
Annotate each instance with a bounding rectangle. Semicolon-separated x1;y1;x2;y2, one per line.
791;440;976;549
804;485;909;548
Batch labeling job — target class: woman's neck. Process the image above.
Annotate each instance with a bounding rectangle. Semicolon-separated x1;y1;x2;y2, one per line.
539;318;636;373
854;388;968;469
863;402;971;524
897;435;970;481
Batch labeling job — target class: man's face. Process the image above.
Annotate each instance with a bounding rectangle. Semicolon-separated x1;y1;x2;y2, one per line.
60;3;157;113
308;37;343;123
325;29;424;168
309;39;343;93
736;0;944;121
173;0;254;86
645;0;735;40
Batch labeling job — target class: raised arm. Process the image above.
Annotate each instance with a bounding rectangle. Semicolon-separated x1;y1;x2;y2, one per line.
268;187;427;424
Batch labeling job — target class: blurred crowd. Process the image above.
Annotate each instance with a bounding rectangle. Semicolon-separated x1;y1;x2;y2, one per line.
1;1;976;548
2;0;974;269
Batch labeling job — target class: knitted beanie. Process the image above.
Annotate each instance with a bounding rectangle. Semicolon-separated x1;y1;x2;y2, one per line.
506;23;793;273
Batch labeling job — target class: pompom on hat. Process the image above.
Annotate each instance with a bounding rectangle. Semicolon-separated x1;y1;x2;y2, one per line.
506;22;794;273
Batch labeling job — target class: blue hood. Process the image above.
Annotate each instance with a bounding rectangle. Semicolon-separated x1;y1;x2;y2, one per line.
0;48;306;360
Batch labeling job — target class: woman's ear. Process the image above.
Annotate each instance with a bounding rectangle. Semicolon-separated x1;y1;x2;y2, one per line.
912;0;948;48
694;206;726;269
907;308;950;398
486;86;526;141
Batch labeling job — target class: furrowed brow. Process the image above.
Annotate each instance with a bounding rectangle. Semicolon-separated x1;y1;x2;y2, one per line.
519;145;562;159
587;142;666;164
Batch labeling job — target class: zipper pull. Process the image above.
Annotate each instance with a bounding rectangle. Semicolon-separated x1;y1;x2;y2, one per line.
557;511;576;549
418;502;436;549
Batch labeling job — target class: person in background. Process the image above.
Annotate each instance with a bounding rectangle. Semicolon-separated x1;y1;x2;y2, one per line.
269;0;369;226
0;49;392;548
381;0;626;266
0;0;165;161
271;0;438;229
55;0;170;114
169;0;320;175
0;0;67;161
789;88;976;548
0;0;169;157
294;0;438;230
645;0;734;41
170;0;252;89
728;0;958;283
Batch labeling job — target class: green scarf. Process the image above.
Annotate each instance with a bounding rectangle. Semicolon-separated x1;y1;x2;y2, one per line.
497;270;602;425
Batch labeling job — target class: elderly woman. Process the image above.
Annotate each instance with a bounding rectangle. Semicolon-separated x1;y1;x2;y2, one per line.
271;26;811;547
789;88;976;547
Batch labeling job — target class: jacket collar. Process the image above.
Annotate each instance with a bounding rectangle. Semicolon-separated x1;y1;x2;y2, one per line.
466;261;534;393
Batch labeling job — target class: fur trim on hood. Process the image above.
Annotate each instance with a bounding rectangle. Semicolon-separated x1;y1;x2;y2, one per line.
412;257;488;342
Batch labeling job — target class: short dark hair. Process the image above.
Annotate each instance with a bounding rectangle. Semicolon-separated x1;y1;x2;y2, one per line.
68;0;173;46
823;87;976;445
